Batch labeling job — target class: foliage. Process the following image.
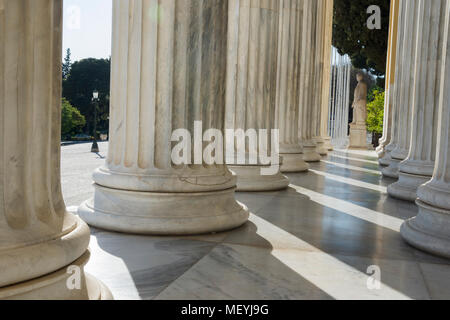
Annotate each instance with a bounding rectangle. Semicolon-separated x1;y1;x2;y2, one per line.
333;0;390;77
61;98;86;139
366;87;384;134
62;48;72;80
62;58;111;135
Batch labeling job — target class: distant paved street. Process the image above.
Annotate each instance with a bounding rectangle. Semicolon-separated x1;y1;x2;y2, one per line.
61;142;108;207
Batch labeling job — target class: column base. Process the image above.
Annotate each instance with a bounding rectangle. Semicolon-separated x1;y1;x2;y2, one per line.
316;145;328;156
381;158;401;178
375;143;383;153
78;184;249;235
379;153;392;167
302;145;321;162
376;141;388;158
379;143;395;166
323;136;333;151
0;214;91;288
377;149;386;159
229;165;289;192
280;153;309;173
401;200;450;259
0;251;113;300
314;137;328;156
387;171;430;202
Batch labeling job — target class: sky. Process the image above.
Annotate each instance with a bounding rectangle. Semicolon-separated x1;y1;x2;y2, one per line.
63;0;112;62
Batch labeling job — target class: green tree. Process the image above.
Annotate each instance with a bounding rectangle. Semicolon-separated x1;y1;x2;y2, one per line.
366;87;384;134
62;58;110;135
333;0;390;78
62;48;72;80
61;98;86;139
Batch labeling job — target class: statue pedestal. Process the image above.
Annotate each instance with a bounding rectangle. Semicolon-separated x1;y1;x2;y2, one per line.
348;123;369;149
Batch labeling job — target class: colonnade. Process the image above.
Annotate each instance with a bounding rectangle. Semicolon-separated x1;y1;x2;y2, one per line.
328;48;352;149
378;0;450;258
0;0;333;298
2;0;449;301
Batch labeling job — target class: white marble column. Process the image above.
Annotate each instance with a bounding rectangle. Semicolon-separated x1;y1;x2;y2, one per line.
312;0;328;156
379;0;406;168
389;0;446;201
276;0;309;172
317;0;334;153
299;0;322;162
382;0;418;178
377;0;400;159
225;0;290;190
401;0;450;258
79;0;249;234
0;0;111;299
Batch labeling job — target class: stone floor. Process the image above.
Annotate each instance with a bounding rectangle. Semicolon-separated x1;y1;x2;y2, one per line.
61;142;450;300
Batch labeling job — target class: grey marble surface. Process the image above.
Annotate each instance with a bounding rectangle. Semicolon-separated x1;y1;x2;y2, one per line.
61;144;450;300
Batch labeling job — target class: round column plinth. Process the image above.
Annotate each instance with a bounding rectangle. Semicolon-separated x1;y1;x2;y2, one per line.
0;251;113;300
379;144;395;167
401;200;450;259
302;146;321;162
314;137;328;156
280;153;309;173
229;166;289;192
324;137;333;151
0;214;90;288
382;158;401;178
78;185;249;235
376;144;385;158
379;153;392;167
387;171;430;202
316;144;328;156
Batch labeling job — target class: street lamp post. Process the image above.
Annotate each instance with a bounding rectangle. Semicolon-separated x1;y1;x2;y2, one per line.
91;90;100;153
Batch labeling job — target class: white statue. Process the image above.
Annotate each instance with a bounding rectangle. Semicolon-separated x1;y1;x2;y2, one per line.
349;73;370;149
351;73;368;125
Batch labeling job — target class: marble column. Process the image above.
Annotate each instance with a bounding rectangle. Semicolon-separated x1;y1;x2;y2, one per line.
379;0;406;168
0;0;111;299
381;0;418;178
317;0;334;153
312;0;328;156
78;0;249;234
225;0;290;190
299;0;321;162
276;0;309;173
377;0;400;159
401;0;450;258
388;0;446;201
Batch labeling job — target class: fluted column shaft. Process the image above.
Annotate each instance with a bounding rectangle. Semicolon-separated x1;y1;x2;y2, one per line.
401;0;450;258
225;0;289;191
377;0;400;159
389;0;447;201
312;0;328;155
298;0;321;162
318;0;334;153
382;0;419;178
380;0;406;168
0;0;110;299
79;0;249;234
276;0;309;172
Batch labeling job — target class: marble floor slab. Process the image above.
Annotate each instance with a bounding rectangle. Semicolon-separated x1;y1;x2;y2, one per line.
61;144;450;300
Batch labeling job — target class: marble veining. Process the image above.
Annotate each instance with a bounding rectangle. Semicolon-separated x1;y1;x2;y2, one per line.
62;144;450;300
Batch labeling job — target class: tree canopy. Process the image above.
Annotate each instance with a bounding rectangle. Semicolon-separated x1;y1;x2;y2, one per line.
366;87;385;134
62;48;72;81
62;57;111;136
61;98;86;139
333;0;390;78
